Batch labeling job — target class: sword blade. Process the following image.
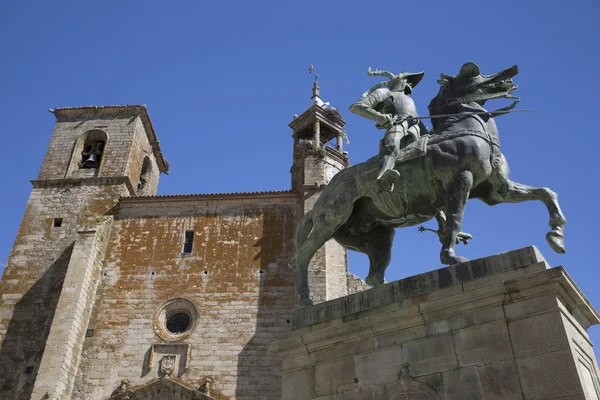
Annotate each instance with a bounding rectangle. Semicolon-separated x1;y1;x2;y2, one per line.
417;108;535;120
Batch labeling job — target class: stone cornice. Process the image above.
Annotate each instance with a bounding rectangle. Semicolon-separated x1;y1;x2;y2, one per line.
31;176;136;195
289;104;346;132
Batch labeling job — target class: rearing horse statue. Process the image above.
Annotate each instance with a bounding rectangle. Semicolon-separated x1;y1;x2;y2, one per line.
290;62;566;307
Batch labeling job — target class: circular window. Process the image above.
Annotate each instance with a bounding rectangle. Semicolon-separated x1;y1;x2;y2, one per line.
166;312;191;334
153;298;198;341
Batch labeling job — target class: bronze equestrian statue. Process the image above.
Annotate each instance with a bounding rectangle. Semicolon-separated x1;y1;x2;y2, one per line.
290;62;566;307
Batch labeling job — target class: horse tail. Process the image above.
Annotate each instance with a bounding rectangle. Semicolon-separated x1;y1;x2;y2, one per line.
289;211;314;269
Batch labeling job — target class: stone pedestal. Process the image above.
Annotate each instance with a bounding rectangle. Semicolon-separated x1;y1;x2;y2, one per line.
271;247;600;400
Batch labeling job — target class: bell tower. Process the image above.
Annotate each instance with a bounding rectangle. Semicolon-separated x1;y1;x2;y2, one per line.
0;105;168;399
290;81;350;303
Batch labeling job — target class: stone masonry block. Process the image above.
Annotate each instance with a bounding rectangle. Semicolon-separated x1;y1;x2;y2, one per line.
402;333;457;376
309;336;376;365
282;367;315;400
503;293;562;320
454;320;513;366
516;349;584;400
314;356;356;397
354;346;404;386
375;324;427;349
442;366;484;400
478;359;524;400
508;311;570;358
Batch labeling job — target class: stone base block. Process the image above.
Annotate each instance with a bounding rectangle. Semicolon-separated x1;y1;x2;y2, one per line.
271;247;600;400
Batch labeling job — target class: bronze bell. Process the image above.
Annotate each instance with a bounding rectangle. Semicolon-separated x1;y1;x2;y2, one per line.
82;154;98;168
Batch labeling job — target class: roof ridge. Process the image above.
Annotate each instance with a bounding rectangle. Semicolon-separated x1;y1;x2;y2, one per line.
120;189;299;201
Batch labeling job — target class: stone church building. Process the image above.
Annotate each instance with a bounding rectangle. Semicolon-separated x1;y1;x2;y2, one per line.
0;83;366;399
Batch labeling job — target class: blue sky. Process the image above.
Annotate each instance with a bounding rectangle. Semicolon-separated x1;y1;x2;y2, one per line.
1;1;599;355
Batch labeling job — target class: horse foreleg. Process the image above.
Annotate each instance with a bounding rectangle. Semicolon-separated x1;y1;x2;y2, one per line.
441;171;474;265
493;180;566;253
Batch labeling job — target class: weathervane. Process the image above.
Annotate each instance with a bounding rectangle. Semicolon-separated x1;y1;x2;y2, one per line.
308;64;320;82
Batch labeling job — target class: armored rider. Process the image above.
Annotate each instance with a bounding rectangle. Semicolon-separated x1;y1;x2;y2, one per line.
350;68;427;192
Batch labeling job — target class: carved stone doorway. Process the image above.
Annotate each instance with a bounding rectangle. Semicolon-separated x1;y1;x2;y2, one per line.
108;378;211;400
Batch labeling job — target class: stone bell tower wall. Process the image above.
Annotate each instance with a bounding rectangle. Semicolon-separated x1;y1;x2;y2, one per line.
38;106;166;196
272;247;600;400
0;106;168;399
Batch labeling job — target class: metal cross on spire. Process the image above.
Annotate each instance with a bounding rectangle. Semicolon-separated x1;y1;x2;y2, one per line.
308;64;321;82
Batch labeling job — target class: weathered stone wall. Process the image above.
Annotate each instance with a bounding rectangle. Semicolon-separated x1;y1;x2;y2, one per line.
72;194;300;400
125;117;160;197
274;247;600;400
0;182;126;400
31;216;114;400
0;106;162;399
346;272;370;296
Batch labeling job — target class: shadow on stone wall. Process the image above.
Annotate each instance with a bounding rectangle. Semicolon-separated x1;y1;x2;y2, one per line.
235;211;297;399
0;244;73;400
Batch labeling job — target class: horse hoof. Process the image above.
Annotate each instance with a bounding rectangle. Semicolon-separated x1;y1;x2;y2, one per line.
299;298;314;308
546;231;566;254
365;274;384;287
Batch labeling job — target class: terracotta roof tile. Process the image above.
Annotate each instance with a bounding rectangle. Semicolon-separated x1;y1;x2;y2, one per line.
120;189;299;202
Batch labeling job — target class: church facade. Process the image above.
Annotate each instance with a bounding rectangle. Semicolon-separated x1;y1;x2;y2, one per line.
0;84;367;399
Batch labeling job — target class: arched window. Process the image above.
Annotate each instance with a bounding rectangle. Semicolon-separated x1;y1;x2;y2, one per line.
137;156;152;195
66;130;108;178
80;130;108;169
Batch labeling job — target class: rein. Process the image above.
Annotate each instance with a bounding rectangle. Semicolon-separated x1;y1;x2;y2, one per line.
439;91;520;117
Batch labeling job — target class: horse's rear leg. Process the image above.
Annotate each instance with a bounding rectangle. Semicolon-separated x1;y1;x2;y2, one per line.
441;171;474;265
335;226;395;287
485;180;566;253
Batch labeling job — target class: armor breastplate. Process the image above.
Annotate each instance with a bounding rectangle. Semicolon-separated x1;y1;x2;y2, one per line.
384;92;418;118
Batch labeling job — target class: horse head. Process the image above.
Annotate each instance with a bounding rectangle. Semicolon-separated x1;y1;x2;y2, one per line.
428;63;519;129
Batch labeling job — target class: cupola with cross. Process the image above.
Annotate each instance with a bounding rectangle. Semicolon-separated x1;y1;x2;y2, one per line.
289;80;349;211
289;78;351;303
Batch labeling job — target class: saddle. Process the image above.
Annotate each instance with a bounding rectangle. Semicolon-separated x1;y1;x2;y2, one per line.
393;130;501;168
393;135;429;165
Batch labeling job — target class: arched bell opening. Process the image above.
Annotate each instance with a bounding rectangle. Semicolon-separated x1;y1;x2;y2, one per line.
137;156;152;196
66;129;109;178
80;130;108;169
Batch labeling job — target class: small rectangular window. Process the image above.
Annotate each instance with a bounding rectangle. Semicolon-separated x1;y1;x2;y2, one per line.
25;366;33;375
183;230;194;254
53;218;63;228
85;329;94;338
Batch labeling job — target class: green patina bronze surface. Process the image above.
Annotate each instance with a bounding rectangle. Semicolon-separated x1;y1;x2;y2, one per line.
290;62;566;307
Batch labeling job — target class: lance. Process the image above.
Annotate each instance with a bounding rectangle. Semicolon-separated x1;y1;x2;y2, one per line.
406;108;535;121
